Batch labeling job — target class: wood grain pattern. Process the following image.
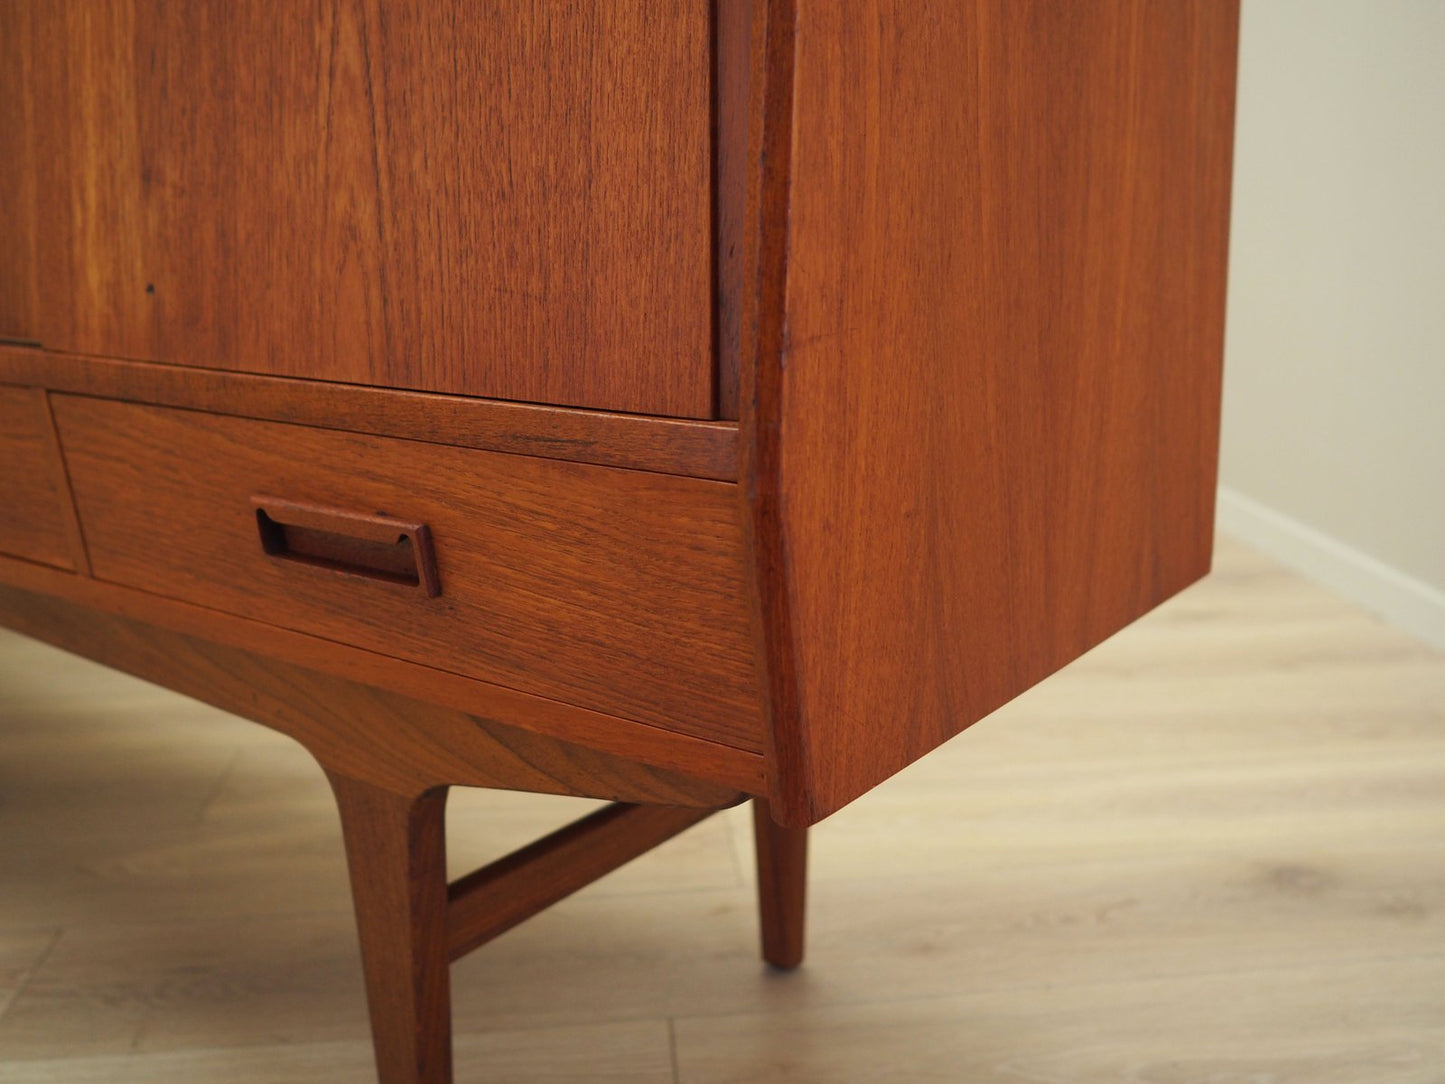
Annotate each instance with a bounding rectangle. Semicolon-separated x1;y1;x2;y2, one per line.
327;775;452;1084
0;347;739;481
29;1;715;417
0;386;81;570
52;396;763;750
34;389;92;574
446;803;724;963
714;0;755;421
0;580;746;806
744;0;1240;823
0;558;766;795
751;799;807;969
0;0;38;343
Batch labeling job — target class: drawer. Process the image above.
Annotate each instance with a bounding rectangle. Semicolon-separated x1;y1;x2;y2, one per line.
52;397;763;751
0;385;78;570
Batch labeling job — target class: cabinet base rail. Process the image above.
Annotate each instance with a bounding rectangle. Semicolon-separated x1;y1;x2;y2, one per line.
445;800;731;961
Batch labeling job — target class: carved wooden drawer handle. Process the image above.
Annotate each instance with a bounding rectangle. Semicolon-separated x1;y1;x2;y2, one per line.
251;496;441;597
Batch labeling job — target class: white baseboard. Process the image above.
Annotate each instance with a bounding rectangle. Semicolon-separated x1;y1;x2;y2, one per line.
1216;486;1445;651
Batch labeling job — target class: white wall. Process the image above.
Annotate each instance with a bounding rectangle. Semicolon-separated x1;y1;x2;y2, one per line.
1219;0;1445;647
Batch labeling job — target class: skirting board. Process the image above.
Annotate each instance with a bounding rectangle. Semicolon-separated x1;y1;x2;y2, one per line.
1217;486;1445;651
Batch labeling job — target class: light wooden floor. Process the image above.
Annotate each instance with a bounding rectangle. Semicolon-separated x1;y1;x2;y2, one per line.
0;536;1442;1083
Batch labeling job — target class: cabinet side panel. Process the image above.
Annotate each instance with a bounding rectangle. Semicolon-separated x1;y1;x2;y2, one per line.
31;1;714;417
761;1;1239;822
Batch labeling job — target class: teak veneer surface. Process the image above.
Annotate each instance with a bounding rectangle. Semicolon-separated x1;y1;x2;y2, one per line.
0;385;81;571
51;396;763;752
0;347;739;481
0;582;741;807
744;0;1240;822
26;0;715;417
0;2;37;343
714;0;754;421
0;554;765;794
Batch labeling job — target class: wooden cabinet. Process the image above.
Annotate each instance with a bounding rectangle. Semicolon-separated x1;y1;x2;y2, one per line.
0;3;1240;1082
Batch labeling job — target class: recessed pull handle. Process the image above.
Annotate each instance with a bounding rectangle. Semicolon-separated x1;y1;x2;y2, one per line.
252;496;440;597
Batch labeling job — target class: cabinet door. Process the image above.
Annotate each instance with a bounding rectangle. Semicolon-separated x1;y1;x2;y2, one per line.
29;2;715;417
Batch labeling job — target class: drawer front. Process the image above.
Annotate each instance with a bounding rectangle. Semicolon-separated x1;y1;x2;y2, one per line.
0;385;76;570
53;397;762;751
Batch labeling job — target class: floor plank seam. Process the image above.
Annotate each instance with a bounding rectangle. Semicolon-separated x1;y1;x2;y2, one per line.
670;946;1445;1026
0;928;63;1029
193;747;245;825
666;1016;682;1084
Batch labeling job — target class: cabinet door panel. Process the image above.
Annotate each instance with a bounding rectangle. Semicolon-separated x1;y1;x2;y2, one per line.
31;1;714;417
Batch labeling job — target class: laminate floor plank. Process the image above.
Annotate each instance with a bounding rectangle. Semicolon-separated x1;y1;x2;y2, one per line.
0;536;1442;1080
0;1019;674;1084
0;933;56;1027
672;955;1445;1084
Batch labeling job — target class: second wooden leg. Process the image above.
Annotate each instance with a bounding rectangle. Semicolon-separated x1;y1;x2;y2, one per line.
752;798;808;970
328;772;453;1084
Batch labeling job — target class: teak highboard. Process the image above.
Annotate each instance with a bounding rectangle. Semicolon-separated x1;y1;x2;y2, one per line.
0;2;1239;1081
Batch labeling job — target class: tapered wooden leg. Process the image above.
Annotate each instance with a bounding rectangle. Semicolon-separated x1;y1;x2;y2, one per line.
752;798;808;970
327;772;452;1084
